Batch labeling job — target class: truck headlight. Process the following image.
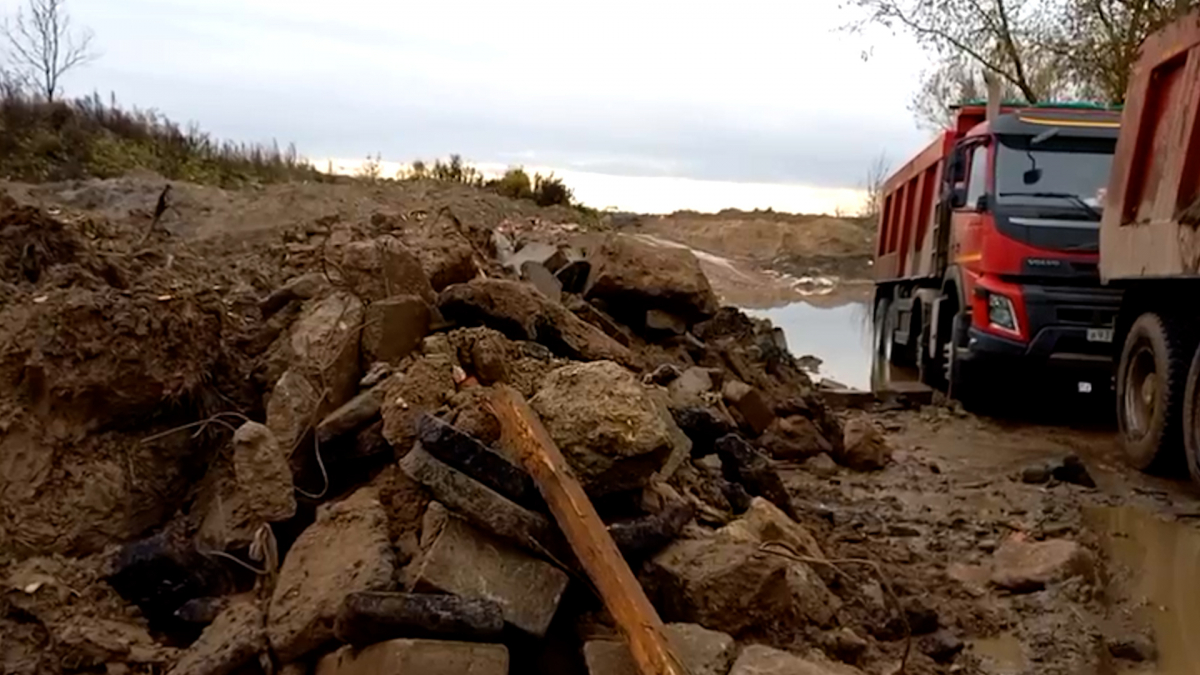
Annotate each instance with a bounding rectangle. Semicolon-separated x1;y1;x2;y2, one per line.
988;293;1018;332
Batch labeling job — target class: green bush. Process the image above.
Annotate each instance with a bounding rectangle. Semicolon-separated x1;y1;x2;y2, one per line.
492;167;533;200
532;172;573;207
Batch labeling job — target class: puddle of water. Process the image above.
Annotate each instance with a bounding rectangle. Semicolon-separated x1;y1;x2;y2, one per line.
1088;506;1200;675
749;301;873;390
969;633;1027;674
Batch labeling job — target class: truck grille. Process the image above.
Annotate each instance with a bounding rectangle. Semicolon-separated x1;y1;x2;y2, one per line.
1056;307;1117;326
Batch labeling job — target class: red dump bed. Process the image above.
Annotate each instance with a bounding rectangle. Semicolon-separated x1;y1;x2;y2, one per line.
1101;11;1200;280
873;131;952;281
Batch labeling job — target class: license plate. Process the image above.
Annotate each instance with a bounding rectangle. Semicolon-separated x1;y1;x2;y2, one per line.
1087;328;1114;343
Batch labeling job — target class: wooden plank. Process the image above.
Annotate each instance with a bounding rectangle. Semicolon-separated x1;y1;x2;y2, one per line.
486;384;690;675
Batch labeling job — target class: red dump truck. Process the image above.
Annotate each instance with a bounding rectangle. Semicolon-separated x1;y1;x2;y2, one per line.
1103;13;1200;484
872;102;1124;403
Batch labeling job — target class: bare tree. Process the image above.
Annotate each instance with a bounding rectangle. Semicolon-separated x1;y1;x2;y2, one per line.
860;153;892;219
2;0;96;101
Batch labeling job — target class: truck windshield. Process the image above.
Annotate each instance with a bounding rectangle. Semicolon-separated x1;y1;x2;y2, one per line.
995;134;1115;216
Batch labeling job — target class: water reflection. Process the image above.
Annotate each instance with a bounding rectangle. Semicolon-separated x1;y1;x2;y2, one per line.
749;301;874;390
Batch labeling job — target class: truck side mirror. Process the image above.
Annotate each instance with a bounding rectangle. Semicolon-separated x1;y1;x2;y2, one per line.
1023;168;1043;185
951;184;968;208
975;193;990;211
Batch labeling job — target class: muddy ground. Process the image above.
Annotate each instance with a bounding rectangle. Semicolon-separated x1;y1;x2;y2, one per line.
1;175;1197;675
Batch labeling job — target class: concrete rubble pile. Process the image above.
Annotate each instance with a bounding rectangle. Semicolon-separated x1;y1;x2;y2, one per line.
1;205;914;675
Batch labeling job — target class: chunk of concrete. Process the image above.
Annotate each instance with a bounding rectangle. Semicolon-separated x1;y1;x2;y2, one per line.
667;367;716;410
723;380;775;437
563;295;633;347
838;419;892;472
314;639;508;675
339;238;437;304
380;355;458;454
989;538;1096;592
316;387;383;446
531;360;691;496
410;504;569;637
260;273;328;318
167;601;266;675
556;259;592;294
268;487;395;663
520;260;563;303
583;623;736;675
730;645;866;675
231;421;296;524
289;291;364;407
717;497;824;560
361;295;431;365
333;592;504;646
584;234;719;321
646;537;837;636
759;416;833;461
266;368;321;457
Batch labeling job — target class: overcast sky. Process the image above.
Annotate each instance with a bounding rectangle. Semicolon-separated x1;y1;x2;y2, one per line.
9;0;934;213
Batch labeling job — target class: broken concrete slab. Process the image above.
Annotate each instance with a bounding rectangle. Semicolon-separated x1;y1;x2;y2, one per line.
361;295;431;366
438;278;634;365
532;360;691;496
646;536;838;637
316;387;383;446
838;419;892;472
722;380;775;437
583;623;736;675
415;414;541;509
339;238;437;304
520;261;563;303
230;421;296;525
167;601;266;675
730;645;865;675
411;504;569;637
717;497;824;560
989;538;1096;592
314;639;508;675
288;291;365;407
400;444;556;551
268;487;395;663
333;592;504;647
584;234;719;321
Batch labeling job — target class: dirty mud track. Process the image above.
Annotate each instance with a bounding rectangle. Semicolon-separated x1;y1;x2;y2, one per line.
0;175;1195;675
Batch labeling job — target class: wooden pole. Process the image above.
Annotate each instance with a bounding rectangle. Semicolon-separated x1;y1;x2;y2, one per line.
487;384;690;675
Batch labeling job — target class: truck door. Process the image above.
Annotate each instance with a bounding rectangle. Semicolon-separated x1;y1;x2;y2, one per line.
951;141;990;280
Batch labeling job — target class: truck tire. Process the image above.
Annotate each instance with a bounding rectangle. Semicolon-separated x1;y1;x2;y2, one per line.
1181;343;1200;487
873;296;893;365
1117;313;1190;470
946;311;982;409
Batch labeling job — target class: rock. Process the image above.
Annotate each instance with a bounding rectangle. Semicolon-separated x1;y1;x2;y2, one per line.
730;645;865;675
715;434;796;519
717;497;824;559
167;601;266;675
837;419;892;472
174;597;230;625
231;421;296;525
722;381;775;437
645;309;687;335
646;363;683;385
333;592;504;647
759;416;833;461
564;295;634;347
583;623;736;675
400;445;556;551
415;414;540;509
820;628;868;664
989;538;1096;592
584;234;719;321
289;291;365;407
607;502;695;559
1107;634;1156;662
667;368;716;410
920;630;964;664
268;487;395;663
410;504;569;637
520;261;563;303
468;328;512;385
672;407;737;456
1052;455;1096;488
413;230;480;291
1021;464;1052;485
261;273;328;318
804;453;839;478
380;355;457;454
556;259;591;294
361;295;431;366
646;537;837;636
438;279;634;365
266;368;322;457
532;361;691;496
339;238;436;304
314;639;508;675
316;387;384;446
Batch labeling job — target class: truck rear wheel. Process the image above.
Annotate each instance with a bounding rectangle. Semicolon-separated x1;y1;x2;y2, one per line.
1181;343;1200;487
1117;313;1190;470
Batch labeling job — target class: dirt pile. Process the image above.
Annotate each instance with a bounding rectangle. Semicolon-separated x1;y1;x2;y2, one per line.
0;183;1110;675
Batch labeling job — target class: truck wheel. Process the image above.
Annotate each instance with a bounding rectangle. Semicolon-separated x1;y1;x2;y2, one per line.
873;296;893;365
1181;343;1200;486
945;311;980;409
1117;313;1190;470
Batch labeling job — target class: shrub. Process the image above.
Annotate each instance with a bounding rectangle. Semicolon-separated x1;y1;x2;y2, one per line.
532;172;573;207
492;167;533;200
